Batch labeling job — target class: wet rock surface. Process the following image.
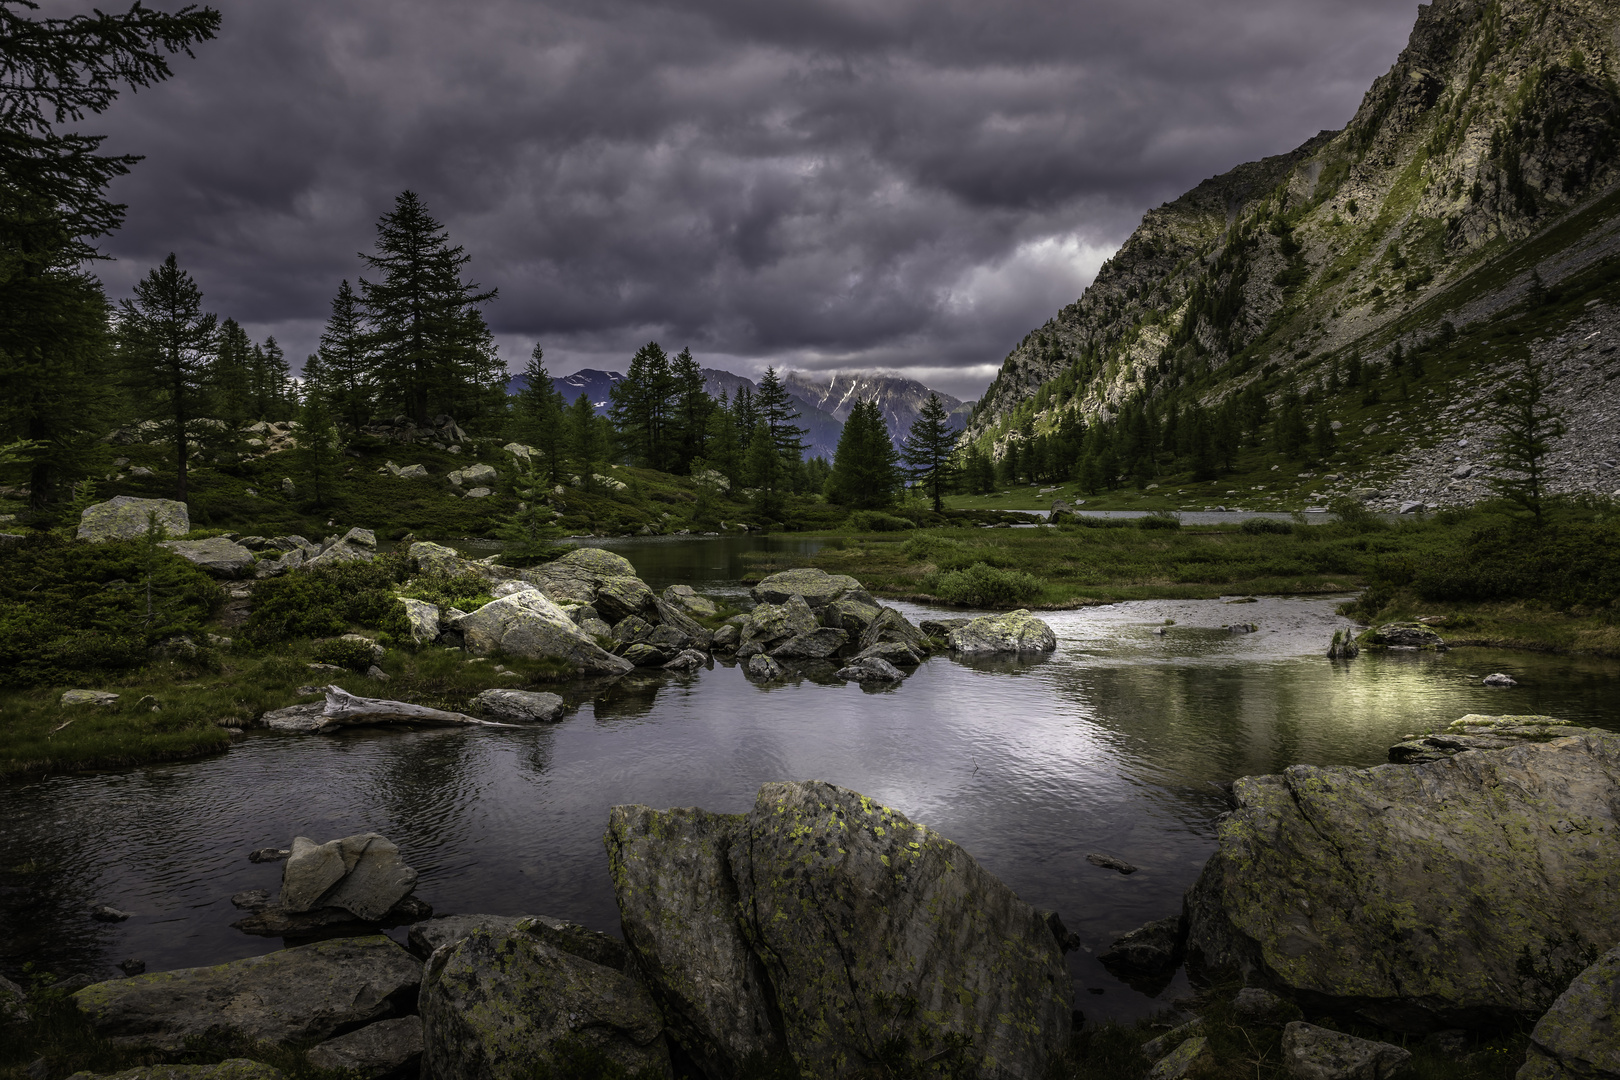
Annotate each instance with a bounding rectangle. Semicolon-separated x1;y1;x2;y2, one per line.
1185;734;1620;1031
605;780;1072;1079
1518;945;1620;1080
70;936;420;1051
419;919;669;1080
456;590;632;675
947;609;1058;655
1388;714;1607;764
471;689;566;723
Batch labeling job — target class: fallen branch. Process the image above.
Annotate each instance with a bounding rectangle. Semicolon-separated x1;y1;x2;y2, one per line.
319;686;519;731
48;717;77;737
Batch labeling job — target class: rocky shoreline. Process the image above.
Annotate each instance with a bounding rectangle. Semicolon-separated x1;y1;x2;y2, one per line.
4;720;1616;1079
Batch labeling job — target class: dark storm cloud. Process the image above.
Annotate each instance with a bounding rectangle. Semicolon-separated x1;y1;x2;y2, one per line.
85;0;1421;399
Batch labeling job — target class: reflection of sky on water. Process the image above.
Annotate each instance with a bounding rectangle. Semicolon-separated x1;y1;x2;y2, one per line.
2;536;1618;1023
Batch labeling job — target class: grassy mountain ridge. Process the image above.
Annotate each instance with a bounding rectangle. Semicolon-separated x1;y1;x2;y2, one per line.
966;0;1620;484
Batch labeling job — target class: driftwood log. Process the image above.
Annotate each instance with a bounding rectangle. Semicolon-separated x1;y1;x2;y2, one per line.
317;685;519;731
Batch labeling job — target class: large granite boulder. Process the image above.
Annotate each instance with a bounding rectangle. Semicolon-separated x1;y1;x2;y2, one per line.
419;919;670;1080
1;971;28;1022
78;496;189;542
278;833;418;920
606;781;1072;1079
1518;945;1620;1080
1185;734;1620;1031
652;596;713;650
947;610;1057;655
1370;622;1447;649
71;936;420;1051
159;536;256;578
750;568;872;611
409;541;474;577
825;597;883;635
769;626;849;660
456;591;633;675
521;547;654;623
736;596;817;658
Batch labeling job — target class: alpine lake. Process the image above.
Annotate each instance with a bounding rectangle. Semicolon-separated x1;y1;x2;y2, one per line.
3;530;1619;1022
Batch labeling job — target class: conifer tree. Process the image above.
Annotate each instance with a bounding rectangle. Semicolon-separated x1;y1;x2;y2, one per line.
669;347;711;473
497;462;563;565
1485;355;1566;526
358;191;497;425
745;420;785;520
119;253;216;502
0;3;216;506
566;392;606;492
609;341;674;466
754;367;807;464
511;344;565;482
901;392;957;513
293;355;341;507
317;279;373;429
702;389;742;483
733;383;758;453
1312;408;1337;461
827;399;900;509
208;318;252;427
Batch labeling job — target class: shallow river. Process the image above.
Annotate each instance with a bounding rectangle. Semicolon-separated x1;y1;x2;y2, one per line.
3;534;1618;1021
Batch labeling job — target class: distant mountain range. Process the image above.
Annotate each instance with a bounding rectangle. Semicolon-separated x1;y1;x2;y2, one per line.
508;366;969;462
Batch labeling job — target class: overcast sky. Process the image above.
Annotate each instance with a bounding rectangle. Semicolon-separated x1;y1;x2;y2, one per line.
86;0;1421;400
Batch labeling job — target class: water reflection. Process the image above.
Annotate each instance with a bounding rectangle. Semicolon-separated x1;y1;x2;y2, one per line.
1;535;1617;1024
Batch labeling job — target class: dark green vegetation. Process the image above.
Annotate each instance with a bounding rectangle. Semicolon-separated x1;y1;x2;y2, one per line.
0;985;1534;1080
756;497;1620;651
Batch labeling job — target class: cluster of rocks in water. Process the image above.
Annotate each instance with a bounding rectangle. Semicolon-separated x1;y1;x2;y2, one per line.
26;722;1620;1079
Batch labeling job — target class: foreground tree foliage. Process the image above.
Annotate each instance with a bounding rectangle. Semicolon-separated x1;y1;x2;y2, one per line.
0;0;219;506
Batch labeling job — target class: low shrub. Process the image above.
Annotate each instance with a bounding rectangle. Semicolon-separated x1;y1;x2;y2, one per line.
310;637;378;671
0;534;222;688
1138;512;1182;531
849;510;916;532
243;552;414;645
1240;517;1294;535
931;561;1044;607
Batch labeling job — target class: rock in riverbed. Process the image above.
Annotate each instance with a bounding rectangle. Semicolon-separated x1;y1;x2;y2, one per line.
947;609;1057;655
750;567;872;611
456;589;632;675
1387;714;1606;764
471;688;565;723
605;780;1072;1079
1185;732;1620;1030
232;833;427;934
71;936;419;1051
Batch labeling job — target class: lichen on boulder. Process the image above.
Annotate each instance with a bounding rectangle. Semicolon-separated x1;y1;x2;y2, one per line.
1185;734;1620;1031
605;781;1072;1079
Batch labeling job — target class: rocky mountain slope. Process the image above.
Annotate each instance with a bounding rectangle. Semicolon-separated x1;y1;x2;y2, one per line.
967;0;1620;503
784;372;966;451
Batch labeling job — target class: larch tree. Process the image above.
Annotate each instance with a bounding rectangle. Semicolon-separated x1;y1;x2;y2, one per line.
358;191;497;426
293;353;341;508
609;341;674;466
754;367;807;465
670;346;711;474
900;391;956;513
119;253;216;502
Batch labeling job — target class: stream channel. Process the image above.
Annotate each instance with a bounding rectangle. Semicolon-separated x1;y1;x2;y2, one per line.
3;533;1619;1021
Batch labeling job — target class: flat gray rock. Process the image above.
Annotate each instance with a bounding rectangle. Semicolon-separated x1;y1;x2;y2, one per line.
306;1016;423;1079
1279;1021;1410;1080
77;497;189;543
835;657;904;682
280;833;418;921
71;936;420;1051
750;568;871;610
160;537;256;579
471;689;565;723
768;626;848;659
